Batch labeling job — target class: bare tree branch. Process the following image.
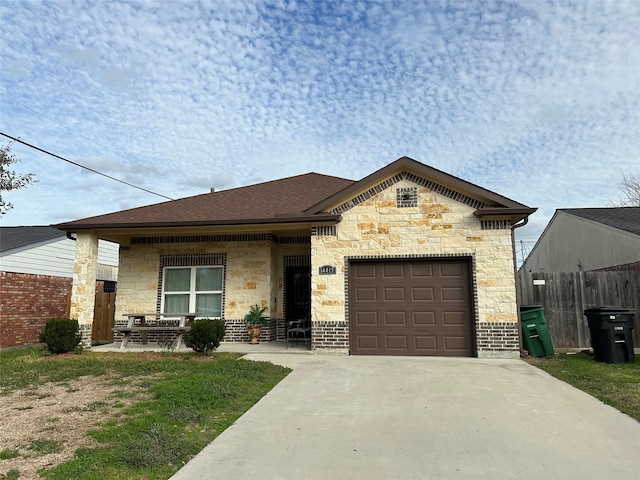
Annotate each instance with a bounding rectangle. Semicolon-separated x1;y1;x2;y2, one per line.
0;141;38;215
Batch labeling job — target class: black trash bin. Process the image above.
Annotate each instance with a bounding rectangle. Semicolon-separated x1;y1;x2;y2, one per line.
584;307;636;363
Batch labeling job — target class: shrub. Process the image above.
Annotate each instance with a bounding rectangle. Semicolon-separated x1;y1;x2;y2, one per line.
39;318;82;354
185;318;226;353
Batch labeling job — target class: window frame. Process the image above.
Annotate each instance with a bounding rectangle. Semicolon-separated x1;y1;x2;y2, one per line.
160;265;224;319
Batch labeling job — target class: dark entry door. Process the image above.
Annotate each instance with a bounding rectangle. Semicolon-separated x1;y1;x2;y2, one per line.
286;266;311;321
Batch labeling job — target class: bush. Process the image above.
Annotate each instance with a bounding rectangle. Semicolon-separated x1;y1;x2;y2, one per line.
184;318;226;353
39;318;82;354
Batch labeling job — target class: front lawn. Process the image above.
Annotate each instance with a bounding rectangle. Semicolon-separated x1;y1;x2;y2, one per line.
525;353;640;421
0;348;290;479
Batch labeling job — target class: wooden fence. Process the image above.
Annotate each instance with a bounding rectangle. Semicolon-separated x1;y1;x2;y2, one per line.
92;292;116;343
66;291;116;344
518;271;640;349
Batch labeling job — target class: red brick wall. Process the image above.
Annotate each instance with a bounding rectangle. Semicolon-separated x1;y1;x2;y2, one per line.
0;272;73;348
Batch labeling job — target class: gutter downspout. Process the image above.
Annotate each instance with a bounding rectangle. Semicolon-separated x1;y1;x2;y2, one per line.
511;217;529;355
66;232;77;241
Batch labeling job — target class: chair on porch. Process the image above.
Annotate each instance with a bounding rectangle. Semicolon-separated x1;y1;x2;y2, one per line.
286;314;311;349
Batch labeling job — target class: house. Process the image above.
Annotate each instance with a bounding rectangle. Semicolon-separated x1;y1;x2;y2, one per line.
0;226;119;348
55;157;536;358
520;207;640;273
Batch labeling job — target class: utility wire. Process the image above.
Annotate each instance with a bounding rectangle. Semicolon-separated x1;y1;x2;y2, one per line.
1;93;201;194
0;132;174;200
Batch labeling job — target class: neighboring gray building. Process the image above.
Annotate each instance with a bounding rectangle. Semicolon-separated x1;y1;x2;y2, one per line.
0;226;119;279
520;207;640;273
0;226;119;348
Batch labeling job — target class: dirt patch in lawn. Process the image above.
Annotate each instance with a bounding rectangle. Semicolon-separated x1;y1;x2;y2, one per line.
0;375;155;480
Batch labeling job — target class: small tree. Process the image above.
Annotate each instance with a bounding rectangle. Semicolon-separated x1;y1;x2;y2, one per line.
0;141;37;215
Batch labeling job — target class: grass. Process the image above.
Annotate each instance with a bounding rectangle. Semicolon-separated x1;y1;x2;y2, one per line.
2;469;20;480
0;450;20;460
526;353;640;421
0;347;290;479
28;439;63;456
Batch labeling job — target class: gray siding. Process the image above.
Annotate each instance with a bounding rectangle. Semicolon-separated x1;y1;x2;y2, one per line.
522;211;640;272
0;237;119;278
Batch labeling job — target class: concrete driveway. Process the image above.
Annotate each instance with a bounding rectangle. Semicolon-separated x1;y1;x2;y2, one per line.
170;354;639;480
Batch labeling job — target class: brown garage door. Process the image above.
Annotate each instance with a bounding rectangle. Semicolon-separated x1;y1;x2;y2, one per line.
349;258;474;356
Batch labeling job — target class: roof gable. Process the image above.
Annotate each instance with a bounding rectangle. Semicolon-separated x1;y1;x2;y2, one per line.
305;157;534;221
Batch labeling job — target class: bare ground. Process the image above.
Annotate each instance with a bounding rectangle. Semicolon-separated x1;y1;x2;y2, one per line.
0;374;154;480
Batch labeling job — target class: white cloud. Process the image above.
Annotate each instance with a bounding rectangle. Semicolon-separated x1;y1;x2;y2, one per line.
0;0;638;262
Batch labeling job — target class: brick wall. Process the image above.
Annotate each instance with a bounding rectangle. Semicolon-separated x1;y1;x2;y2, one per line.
0;272;72;348
0;273;109;348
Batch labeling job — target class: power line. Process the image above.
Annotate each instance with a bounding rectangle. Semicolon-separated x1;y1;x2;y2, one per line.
0;132;174;200
1;93;202;195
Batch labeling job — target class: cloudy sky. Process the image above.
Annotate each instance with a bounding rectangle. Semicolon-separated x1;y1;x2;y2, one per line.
1;0;638;264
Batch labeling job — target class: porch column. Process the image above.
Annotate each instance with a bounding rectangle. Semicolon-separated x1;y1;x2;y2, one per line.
70;232;98;347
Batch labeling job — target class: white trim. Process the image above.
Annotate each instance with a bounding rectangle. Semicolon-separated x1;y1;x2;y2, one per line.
160;265;224;318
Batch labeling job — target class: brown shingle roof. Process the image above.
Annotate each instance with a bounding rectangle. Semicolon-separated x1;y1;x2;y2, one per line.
55;156;536;231
56;173;355;229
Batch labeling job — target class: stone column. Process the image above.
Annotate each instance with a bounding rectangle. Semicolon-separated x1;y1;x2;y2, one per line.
70;232;98;347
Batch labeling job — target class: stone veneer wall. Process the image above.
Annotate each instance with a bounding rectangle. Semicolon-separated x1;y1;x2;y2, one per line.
70;233;99;347
311;176;519;358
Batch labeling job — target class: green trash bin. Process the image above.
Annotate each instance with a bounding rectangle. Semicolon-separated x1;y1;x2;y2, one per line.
520;305;554;357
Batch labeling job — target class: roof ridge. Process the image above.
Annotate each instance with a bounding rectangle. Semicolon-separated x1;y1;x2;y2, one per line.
212;171;354;193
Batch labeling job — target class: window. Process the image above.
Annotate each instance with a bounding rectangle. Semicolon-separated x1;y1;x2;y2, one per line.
162;266;223;318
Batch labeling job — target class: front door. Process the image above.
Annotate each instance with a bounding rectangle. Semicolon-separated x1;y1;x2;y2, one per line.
285;266;311;321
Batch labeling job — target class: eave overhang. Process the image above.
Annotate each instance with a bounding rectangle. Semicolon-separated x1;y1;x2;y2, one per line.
473;207;537;224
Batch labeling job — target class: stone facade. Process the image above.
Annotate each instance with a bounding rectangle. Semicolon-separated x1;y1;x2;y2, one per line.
70;233;99;347
310;176;519;358
70;169;521;358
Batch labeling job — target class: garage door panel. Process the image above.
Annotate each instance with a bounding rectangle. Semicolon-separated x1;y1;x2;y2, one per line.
383;263;404;277
410;263;433;277
384;312;406;325
440;262;464;277
385;335;408;350
444;336;472;353
414;335;438;352
412;287;434;301
355;312;378;326
441;286;465;301
356;335;379;350
413;311;436;325
350;259;474;356
442;311;467;325
384;287;405;301
354;263;377;278
356;287;377;301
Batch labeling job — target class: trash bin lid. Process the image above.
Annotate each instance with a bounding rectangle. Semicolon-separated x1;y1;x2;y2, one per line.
520;304;543;311
584;306;634;314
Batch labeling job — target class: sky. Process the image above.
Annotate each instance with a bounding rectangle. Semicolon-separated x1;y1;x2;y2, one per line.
1;0;638;264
